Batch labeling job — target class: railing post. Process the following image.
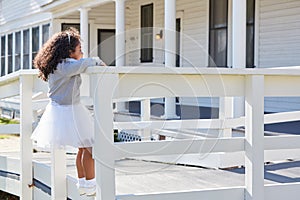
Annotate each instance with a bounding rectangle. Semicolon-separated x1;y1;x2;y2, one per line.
141;99;151;140
219;97;233;137
245;75;264;200
19;74;33;200
93;73;117;200
51;148;66;200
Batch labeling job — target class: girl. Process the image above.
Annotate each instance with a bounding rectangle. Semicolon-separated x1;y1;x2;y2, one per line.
31;27;105;196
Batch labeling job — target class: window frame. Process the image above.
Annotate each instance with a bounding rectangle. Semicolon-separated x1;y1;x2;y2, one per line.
15;31;21;71
23;29;30;69
7;33;13;73
32;26;40;68
1;36;6;76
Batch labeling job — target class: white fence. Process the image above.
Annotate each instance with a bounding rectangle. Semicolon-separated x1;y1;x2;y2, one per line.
0;66;300;200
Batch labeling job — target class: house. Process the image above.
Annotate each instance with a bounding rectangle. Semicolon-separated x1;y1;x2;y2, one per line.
1;0;300;121
1;1;300;199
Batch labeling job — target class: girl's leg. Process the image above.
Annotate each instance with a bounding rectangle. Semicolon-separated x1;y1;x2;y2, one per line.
82;147;96;196
76;148;86;195
82;147;95;180
76;148;85;178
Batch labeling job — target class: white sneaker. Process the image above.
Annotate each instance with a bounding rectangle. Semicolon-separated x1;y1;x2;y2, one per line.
85;185;96;196
84;178;96;196
77;177;87;195
76;183;86;196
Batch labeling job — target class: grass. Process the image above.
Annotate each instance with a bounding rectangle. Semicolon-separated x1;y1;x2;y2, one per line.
0;117;19;125
0;117;20;139
0;135;12;139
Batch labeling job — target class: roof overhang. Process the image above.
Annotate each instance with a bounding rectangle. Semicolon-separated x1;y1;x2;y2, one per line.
41;0;113;12
41;0;71;12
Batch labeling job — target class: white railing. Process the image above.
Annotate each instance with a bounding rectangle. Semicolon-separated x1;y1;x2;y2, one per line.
0;66;300;200
0;70;45;200
87;66;300;200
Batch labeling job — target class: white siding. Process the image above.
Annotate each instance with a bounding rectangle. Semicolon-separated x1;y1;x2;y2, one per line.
177;0;208;68
258;0;300;112
0;0;3;25
125;0;209;108
0;0;51;34
258;0;300;68
93;3;115;25
125;0;208;67
0;0;51;25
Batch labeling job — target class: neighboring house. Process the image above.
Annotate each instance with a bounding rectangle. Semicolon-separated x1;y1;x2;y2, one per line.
1;0;300;117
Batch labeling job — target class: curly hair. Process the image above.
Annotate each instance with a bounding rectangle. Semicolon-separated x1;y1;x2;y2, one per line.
33;27;81;81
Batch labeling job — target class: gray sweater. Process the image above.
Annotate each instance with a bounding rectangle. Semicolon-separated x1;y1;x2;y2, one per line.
48;58;100;105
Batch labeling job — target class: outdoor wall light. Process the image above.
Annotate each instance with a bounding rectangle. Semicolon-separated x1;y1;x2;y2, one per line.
155;30;163;40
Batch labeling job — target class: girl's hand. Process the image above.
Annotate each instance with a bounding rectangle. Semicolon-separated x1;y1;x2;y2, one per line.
93;57;106;66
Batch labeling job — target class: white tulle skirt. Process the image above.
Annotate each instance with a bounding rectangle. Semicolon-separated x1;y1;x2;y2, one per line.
31;101;94;149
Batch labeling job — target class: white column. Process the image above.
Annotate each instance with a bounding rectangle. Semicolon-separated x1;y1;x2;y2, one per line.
115;0;127;111
116;0;125;67
245;75;264;200
163;0;179;119
80;8;91;98
89;20;98;57
232;0;247;117
80;7;90;58
20;74;33;200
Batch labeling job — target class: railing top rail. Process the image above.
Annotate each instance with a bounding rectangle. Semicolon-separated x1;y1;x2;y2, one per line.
86;66;300;76
0;69;38;86
1;66;300;86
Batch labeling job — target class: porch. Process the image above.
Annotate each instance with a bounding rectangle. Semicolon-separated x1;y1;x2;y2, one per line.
0;66;300;199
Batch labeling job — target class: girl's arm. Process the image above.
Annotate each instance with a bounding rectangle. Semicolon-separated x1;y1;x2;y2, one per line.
58;57;104;76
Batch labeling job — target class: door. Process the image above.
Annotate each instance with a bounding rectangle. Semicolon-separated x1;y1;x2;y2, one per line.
98;29;116;66
176;18;181;67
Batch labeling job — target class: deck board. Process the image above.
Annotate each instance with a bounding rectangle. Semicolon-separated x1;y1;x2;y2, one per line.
1;136;300;196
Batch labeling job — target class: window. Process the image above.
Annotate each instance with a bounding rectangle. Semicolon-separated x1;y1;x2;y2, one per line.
42;24;50;44
32;26;39;67
246;0;255;68
209;0;228;67
7;34;13;73
209;0;255;67
1;36;5;76
61;23;87;52
15;31;21;71
23;29;29;69
141;4;153;63
61;23;80;32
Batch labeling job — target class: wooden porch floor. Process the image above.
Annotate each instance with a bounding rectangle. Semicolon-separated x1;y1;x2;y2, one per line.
0;136;300;197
